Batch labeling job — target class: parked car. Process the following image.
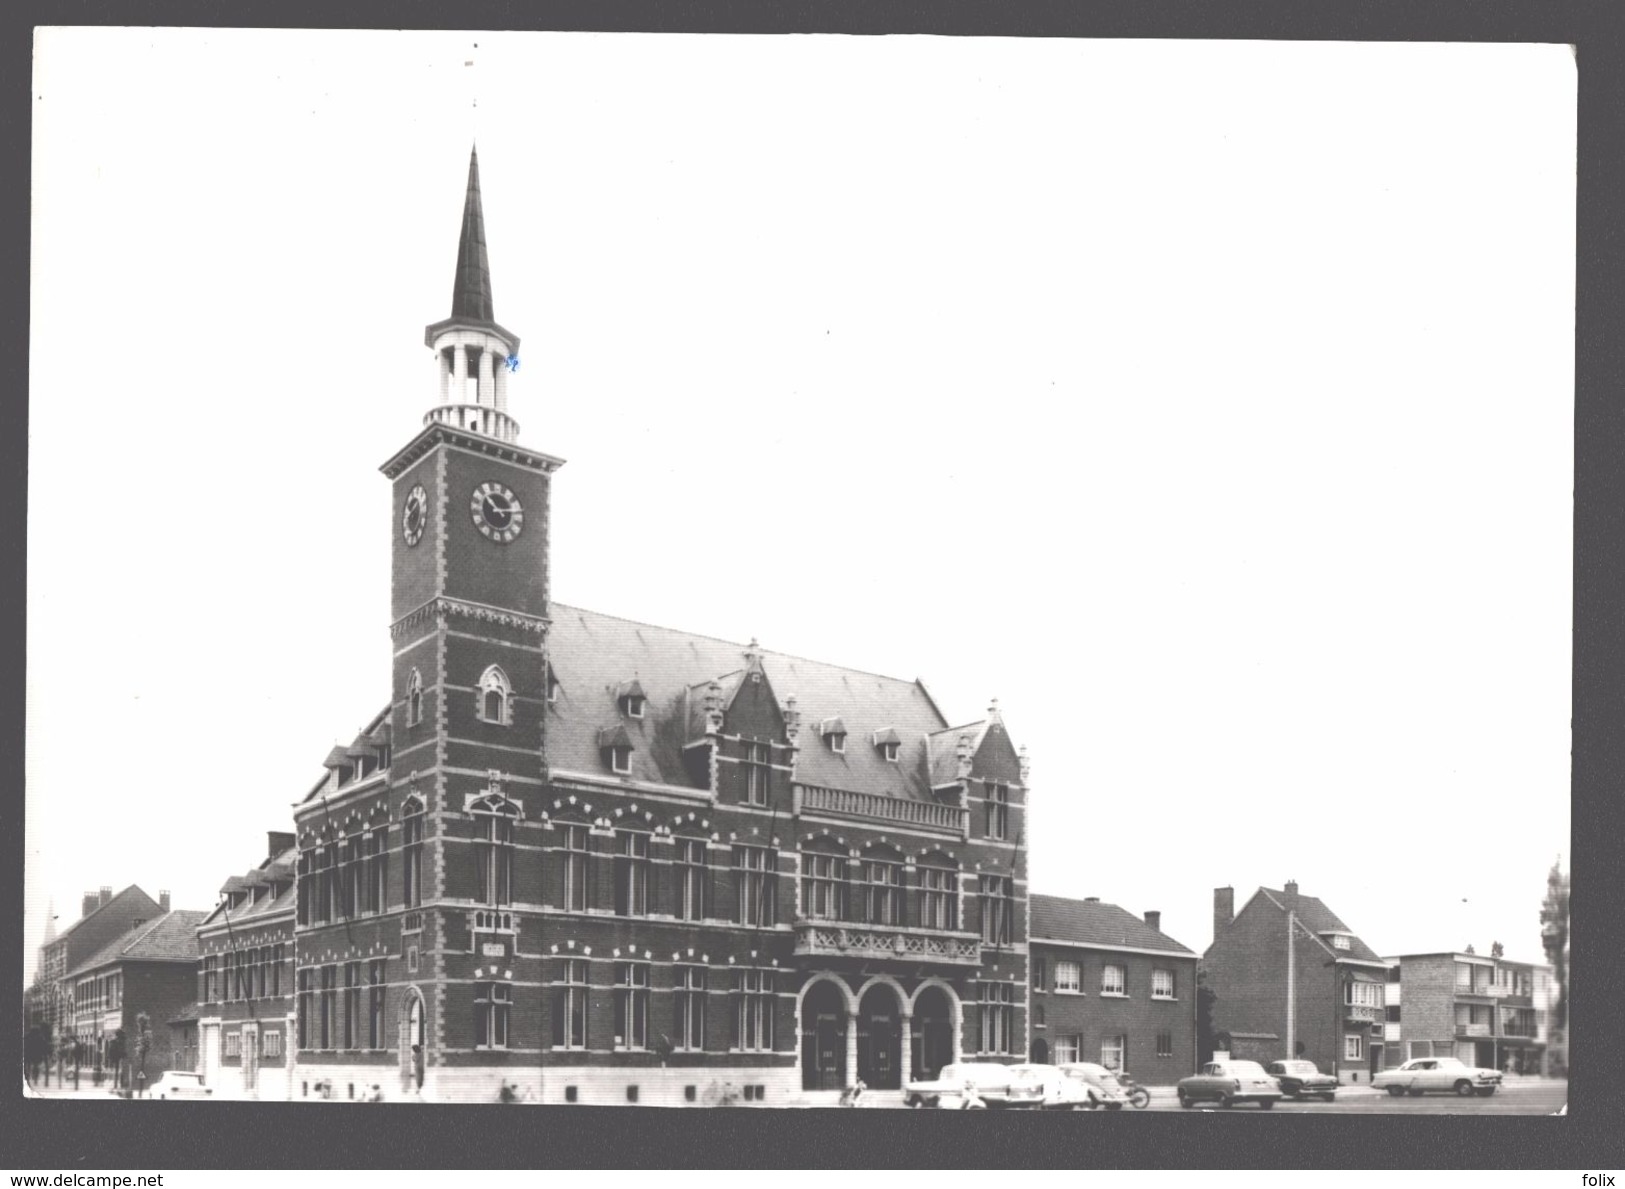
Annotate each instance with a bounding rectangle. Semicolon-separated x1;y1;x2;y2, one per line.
1177;1060;1283;1109
1372;1057;1501;1098
1056;1062;1131;1110
1007;1064;1093;1110
147;1070;212;1100
904;1062;1036;1108
1266;1059;1339;1101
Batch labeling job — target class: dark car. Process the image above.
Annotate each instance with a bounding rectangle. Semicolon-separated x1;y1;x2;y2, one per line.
1177;1060;1282;1109
1265;1060;1338;1101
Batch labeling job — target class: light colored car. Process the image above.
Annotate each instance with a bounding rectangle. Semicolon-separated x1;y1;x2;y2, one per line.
1007;1063;1093;1110
148;1070;213;1100
904;1062;1036;1109
1266;1059;1339;1101
1372;1057;1501;1098
1177;1060;1283;1109
1057;1062;1132;1110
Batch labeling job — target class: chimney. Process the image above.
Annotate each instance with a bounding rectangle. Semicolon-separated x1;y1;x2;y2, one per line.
1084;896;1100;903
1284;879;1299;898
159;890;171;914
82;891;99;918
268;830;296;859
1214;886;1235;937
1144;910;1162;933
99;886;112;908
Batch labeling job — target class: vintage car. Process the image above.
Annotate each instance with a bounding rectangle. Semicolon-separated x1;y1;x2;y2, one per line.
1372;1057;1502;1098
1265;1059;1339;1101
147;1070;213;1100
904;1062;1038;1109
1176;1060;1283;1109
1056;1062;1132;1110
1006;1063;1094;1109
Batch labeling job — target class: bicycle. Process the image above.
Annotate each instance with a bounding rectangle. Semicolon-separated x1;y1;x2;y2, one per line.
1117;1074;1151;1109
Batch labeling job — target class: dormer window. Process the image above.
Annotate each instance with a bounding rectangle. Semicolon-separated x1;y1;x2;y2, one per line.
616;679;646;719
546;665;560;704
1333;934;1351;951
478;665;512;726
598;725;634;775
821;717;847;754
872;727;901;763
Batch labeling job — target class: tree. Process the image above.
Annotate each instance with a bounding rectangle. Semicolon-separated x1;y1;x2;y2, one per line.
133;1013;152;1096
1540;856;1569;1064
1195;967;1218;1065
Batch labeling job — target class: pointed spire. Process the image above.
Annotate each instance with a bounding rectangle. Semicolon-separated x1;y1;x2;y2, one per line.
451;145;495;323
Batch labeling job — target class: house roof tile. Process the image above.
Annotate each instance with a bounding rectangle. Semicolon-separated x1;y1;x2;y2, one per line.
1257;887;1385;964
1030;894;1197;956
66;910;208;979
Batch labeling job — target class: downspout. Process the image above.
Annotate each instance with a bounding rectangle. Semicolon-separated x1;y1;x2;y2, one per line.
1285;910;1295;1060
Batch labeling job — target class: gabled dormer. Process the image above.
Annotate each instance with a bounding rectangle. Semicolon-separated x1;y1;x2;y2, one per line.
820;717;848;754
597;724;634;775
615;679;646;719
872;727;901;763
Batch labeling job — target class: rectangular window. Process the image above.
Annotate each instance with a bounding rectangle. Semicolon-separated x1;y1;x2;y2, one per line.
614;963;649;1051
1345;981;1383;1008
1101;1034;1126;1072
319;966;337;1049
743;741;770;806
732;969;774;1052
1031;956;1047;991
296;969;312;1050
677;839;708;921
1344;1033;1364;1060
985;783;1010;840
918;864;957;931
1386;1004;1401;1023
552;959;588;1050
1054;1034;1081;1064
734;845;777;927
977;982;1015;1054
1157;1031;1174;1058
478;813;514;906
675;966;707;1052
297;851;312;926
272;944;283;998
1101;964;1126;996
862;858;902;926
1054;960;1081;993
476;982;511;1049
979;875;1013;946
202;955;217;1004
343;835;364;919
366;831;386;914
615;831;650;917
343;962;361;1049
802;852;847;921
262;1031;283;1058
1152;969;1176;999
1333;934;1351;950
368;960;386;1049
403;813;424;908
225;1032;240;1058
563;825;589;912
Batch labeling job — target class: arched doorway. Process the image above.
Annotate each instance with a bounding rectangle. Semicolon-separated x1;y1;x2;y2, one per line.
911;985;955;1082
1030;1037;1049;1064
400;989;426;1092
857;983;904;1090
801;980;848;1091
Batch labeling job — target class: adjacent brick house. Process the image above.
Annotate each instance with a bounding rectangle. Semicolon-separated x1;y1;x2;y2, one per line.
64;908;207;1088
1029;896;1198;1084
33;885;164;1064
1380;950;1555;1075
197;831;298;1098
1204;882;1388;1084
288;146;1033;1106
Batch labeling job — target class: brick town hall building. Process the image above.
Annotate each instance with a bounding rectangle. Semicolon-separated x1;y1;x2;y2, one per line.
289;148;1044;1105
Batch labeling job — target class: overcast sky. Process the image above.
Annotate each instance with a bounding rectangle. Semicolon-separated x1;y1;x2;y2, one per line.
25;30;1574;983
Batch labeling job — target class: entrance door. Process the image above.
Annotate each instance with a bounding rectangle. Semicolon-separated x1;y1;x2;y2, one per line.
201;1023;220;1086
816;1015;844;1090
912;986;954;1082
1030;1038;1049;1064
408;996;425;1089
1369;1043;1382;1080
856;985;902;1090
241;1025;258;1095
800;981;848;1091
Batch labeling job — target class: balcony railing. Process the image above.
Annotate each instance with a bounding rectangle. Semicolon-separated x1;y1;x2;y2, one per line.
798;785;963;834
793;921;983;967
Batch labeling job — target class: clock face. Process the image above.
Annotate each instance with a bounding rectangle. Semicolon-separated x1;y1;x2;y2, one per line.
471;481;524;543
402;485;427;546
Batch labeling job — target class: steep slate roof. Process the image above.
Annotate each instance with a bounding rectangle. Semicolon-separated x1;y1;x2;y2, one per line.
66;910;208;979
1030;894;1197;955
50;885;157;946
546;604;951;800
201;844;299;930
1256;887;1385;965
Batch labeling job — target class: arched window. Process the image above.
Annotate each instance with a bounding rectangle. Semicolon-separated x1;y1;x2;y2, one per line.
470;795;518;906
407;669;423;727
477;666;511;726
916;851;959;932
402;795;426;909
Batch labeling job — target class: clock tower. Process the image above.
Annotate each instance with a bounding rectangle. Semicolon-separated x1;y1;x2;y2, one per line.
378;148;562;1089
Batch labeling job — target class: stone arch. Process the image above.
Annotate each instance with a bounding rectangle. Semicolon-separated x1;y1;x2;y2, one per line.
798;973;855;1091
909;978;963;1082
399;984;427;1093
854;977;907;1090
